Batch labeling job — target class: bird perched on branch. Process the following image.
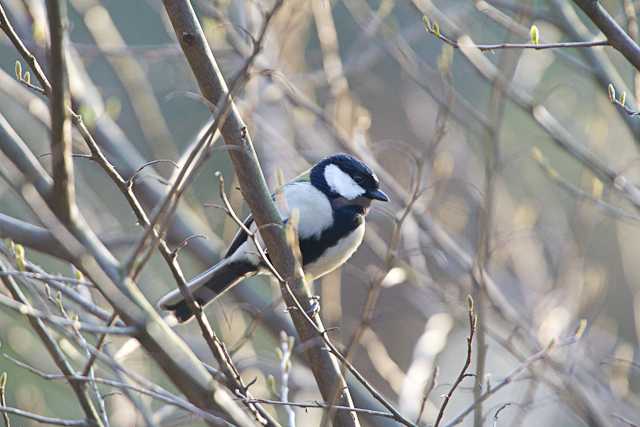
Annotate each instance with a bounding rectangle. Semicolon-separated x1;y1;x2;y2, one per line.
158;153;389;322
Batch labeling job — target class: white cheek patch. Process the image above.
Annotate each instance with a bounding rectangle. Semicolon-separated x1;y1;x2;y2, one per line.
324;164;365;200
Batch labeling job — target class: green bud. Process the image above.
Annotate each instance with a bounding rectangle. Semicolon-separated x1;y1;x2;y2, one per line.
608;83;616;102
267;374;277;395
432;22;440;37
422;16;431;32
530;25;540;45
15;61;22;80
15;244;25;271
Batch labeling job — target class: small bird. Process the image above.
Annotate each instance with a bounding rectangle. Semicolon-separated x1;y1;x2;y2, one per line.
158;153;389;322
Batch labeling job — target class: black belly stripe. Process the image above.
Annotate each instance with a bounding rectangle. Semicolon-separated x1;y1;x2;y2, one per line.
225;204;364;267
299;206;364;266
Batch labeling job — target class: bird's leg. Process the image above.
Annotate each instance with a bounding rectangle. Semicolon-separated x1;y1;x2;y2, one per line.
306;295;321;316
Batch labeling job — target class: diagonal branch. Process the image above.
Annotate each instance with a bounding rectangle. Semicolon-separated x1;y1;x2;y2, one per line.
571;0;640;73
162;1;361;426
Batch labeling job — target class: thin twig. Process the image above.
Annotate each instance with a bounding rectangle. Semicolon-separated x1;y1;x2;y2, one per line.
242;398;399;420
415;365;439;424
0;406;89;427
0;292;136;335
81;313;118;377
442;340;556;427
0;373;9;427
434;296;477;427
424;19;609;51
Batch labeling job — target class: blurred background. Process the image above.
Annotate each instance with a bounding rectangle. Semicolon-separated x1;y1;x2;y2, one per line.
1;0;640;426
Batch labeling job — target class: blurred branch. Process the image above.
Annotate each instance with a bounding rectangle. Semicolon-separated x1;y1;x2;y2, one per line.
70;0;177;160
0;213;74;261
47;0;76;224
342;152;425;378
454;37;640;211
415;365;438;424
472;23;524;425
571;0;640;73
0;373;8;427
532;148;640;223
623;0;640;107
0;406;89;427
550;0;640;136
277;332;295;427
162;2;362;426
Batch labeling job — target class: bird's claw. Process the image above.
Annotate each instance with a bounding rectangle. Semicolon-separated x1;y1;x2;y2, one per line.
306;295;321;316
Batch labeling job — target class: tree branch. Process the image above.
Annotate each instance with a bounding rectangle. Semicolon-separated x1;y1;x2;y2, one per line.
46;0;76;224
0;213;73;262
571;0;640;73
0;406;89;427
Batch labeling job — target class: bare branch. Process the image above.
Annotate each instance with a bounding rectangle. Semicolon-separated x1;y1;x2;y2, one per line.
434;297;477;427
0;406;89;427
47;0;76;224
0;213;74;262
424;18;609;51
571;0;640;73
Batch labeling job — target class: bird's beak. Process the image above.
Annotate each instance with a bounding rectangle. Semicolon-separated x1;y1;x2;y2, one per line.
367;188;389;202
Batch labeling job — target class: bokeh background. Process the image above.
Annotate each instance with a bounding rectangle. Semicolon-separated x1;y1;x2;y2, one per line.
1;0;639;426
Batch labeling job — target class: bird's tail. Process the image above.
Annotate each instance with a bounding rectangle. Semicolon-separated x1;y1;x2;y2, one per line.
157;259;256;323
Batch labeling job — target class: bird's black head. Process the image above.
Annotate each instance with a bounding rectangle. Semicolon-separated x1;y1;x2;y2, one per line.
310;153;389;203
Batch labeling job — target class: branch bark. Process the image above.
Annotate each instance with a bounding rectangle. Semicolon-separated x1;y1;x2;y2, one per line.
46;0;76;224
571;0;640;73
161;2;360;426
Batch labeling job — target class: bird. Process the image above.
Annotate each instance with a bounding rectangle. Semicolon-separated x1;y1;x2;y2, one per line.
158;153;389;322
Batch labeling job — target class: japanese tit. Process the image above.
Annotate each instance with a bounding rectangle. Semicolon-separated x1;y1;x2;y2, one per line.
158;153;389;322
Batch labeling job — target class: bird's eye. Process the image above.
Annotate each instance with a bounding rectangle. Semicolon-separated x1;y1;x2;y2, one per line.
354;175;365;184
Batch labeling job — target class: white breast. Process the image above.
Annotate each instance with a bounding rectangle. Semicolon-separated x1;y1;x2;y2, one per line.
281;182;333;239
305;222;365;280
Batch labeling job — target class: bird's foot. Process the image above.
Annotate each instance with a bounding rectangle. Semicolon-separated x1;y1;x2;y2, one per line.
306;295;321;317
